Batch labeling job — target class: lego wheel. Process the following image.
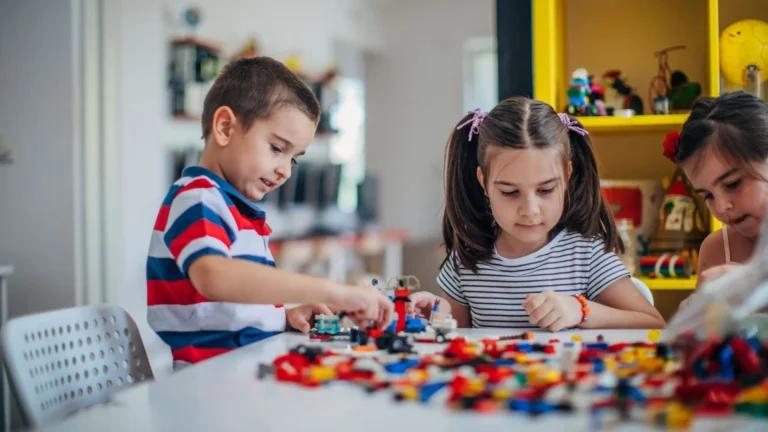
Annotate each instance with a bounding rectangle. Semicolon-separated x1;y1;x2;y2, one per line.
391;339;404;351
436;334;446;343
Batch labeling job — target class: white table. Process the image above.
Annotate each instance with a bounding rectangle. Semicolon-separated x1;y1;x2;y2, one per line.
36;329;766;432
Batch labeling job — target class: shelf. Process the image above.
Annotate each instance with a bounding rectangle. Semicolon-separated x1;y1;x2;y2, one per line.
577;114;689;133
637;276;697;291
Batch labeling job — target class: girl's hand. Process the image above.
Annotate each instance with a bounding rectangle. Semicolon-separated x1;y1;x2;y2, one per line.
678;263;743;312
522;291;583;332
698;263;742;288
408;291;446;317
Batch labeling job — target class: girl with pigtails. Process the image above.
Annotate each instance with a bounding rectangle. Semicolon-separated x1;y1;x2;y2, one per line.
410;97;665;331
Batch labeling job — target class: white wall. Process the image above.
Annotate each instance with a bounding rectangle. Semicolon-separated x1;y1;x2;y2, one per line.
365;0;495;243
0;0;81;317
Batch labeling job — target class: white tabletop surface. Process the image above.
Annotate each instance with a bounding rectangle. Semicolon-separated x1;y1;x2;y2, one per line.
37;328;766;432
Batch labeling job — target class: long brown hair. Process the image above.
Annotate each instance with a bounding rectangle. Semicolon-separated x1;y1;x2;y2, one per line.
442;97;623;272
676;92;768;177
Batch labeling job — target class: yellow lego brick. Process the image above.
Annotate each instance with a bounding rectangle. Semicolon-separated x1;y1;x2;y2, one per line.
492;388;513;400
667;402;693;429
308;366;336;382
401;386;418;401
739;386;768;403
405;369;428;384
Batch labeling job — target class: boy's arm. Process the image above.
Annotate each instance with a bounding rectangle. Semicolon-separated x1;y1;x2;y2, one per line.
189;255;341;305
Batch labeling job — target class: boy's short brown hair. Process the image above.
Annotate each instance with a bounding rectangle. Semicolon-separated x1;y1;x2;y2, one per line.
201;56;321;139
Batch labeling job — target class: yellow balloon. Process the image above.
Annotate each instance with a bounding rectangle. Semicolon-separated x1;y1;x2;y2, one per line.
720;19;768;85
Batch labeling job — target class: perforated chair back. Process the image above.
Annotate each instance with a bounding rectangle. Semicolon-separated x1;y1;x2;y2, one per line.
631;276;655;306
0;305;154;428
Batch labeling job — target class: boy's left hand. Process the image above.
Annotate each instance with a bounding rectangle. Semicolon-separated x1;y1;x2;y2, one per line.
286;304;334;333
522;291;583;332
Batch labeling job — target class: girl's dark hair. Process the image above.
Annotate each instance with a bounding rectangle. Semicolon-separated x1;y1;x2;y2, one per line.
676;91;768;175
442;96;622;272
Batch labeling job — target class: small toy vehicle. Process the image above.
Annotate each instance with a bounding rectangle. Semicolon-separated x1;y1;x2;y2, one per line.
375;331;413;354
314;314;341;335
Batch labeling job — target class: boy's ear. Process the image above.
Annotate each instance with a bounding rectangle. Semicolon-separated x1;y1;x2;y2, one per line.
476;167;487;196
212;106;237;147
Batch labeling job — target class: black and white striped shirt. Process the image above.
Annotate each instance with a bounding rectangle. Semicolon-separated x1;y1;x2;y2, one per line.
437;230;630;328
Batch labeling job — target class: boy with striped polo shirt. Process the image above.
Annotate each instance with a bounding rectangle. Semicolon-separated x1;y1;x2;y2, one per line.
147;57;392;369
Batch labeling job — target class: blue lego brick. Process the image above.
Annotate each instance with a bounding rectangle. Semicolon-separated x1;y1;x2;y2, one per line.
383;359;420;374
630;387;646;404
493;359;516;367
509;399;531;412
530;401;558;414
403;315;427;333
516;343;533;353
592;360;605;373
747;337;761;352
720;346;735;381
584;343;609;351
419;382;448;403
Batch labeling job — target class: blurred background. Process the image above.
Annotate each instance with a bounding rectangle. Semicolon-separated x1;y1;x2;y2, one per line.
1;0;767;393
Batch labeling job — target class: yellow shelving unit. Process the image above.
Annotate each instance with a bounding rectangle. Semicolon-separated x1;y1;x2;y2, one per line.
578;114;689;133
532;0;765;293
636;276;697;291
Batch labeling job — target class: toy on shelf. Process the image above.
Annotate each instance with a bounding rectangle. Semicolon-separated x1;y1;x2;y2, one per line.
282;54;340;135
232;37;260;60
646;167;708;275
565;68;607;117
639;254;694;279
648;45;702;114
167;8;222;120
602;70;644;116
600;179;664;259
720;19;768;95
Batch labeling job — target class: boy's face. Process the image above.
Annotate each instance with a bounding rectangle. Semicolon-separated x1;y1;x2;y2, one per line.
221;106;317;201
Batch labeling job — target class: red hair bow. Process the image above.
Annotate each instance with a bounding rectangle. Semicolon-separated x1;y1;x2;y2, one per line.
663;131;680;163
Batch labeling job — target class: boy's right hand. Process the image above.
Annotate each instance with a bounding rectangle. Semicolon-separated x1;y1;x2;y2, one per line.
328;284;393;330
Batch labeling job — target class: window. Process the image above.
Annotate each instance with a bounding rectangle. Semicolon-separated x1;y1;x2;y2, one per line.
462;37;498;113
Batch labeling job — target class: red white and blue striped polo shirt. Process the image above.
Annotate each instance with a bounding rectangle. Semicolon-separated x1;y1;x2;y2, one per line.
147;166;286;368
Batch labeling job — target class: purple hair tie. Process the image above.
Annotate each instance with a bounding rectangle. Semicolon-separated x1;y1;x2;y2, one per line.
558;113;588;136
457;109;488;141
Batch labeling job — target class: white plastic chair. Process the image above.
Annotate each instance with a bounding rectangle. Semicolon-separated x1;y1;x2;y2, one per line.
631;276;654;306
0;305;154;428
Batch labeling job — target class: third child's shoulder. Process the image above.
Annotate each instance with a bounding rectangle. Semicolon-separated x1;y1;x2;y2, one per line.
699;228;727;264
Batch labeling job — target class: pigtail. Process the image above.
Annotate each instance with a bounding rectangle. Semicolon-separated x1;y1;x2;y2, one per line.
559;118;624;254
442;113;496;273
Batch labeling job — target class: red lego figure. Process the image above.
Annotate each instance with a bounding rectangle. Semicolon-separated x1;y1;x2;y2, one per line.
393;279;411;333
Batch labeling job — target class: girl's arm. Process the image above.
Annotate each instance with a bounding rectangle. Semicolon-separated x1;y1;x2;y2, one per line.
445;296;471;328
584;276;666;329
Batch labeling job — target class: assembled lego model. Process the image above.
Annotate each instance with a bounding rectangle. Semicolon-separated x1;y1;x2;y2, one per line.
565;68;607;117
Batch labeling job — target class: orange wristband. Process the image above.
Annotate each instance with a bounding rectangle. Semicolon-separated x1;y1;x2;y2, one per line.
574;294;589;326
